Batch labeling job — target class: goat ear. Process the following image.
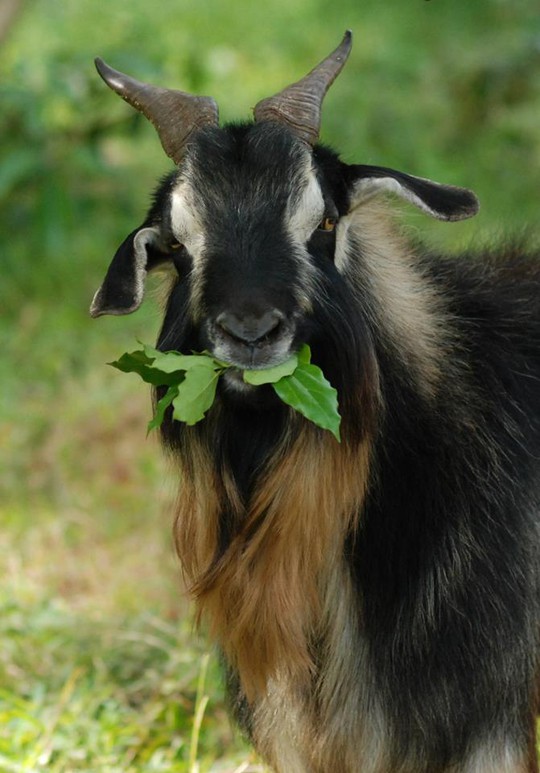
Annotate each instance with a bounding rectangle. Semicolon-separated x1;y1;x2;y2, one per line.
347;164;479;221
90;225;169;317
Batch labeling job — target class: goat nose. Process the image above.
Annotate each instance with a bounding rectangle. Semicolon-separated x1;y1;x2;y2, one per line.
216;309;284;345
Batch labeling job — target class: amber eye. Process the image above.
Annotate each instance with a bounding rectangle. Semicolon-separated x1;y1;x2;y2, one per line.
318;217;337;232
169;241;183;251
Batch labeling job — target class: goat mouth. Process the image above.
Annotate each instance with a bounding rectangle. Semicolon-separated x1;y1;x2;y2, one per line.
208;333;296;371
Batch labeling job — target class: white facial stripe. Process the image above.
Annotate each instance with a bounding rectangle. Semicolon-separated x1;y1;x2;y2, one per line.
170;177;208;317
170;180;206;258
284;160;326;311
286;163;326;242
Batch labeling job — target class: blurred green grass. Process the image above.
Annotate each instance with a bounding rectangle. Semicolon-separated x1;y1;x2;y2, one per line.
1;0;539;769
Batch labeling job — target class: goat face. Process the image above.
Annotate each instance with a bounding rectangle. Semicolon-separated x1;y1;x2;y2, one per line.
167;122;327;371
91;121;351;381
90;32;478;381
91;124;477;368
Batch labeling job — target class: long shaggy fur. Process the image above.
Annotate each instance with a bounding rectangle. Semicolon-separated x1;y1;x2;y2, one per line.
95;120;540;771
159;199;540;771
173;419;371;699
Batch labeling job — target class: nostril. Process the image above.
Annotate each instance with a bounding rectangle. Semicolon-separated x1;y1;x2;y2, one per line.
255;310;283;342
216;309;284;346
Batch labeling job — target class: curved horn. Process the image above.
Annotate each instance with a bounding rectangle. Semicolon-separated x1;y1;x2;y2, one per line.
94;58;219;164
253;31;352;146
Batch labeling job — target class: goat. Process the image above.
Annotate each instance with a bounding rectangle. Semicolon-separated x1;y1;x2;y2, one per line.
90;32;540;773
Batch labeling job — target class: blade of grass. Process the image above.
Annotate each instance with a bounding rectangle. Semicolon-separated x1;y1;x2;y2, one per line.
30;667;85;769
189;653;211;773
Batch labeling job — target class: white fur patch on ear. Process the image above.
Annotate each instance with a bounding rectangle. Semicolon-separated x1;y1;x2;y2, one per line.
350;174;479;222
130;225;160;304
351;176;445;219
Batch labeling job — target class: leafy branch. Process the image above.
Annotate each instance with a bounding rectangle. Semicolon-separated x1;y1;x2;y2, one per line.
109;343;341;441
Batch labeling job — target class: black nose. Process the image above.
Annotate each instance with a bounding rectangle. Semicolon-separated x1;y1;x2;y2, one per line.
216;309;284;346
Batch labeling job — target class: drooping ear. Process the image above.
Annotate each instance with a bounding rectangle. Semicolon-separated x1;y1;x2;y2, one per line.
347;164;479;221
90;225;170;317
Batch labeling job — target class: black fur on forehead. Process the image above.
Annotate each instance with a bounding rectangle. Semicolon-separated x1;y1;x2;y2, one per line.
180;123;309;216
187;122;307;179
146;124;352;243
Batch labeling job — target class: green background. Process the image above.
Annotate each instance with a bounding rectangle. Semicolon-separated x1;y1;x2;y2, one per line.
1;0;539;769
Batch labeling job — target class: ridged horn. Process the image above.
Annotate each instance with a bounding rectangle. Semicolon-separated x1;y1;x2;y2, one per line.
253;31;352;146
94;58;219;164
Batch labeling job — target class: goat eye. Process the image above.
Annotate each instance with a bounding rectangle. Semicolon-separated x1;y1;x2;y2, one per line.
318;217;337;232
169;241;183;251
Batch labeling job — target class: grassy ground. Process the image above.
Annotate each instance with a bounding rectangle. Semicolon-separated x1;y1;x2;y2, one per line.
1;0;539;770
0;378;262;771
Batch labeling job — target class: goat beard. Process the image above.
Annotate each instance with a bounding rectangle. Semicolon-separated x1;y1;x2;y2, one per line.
171;413;373;702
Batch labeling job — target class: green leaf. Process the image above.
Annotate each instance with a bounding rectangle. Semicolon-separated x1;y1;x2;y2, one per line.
273;361;341;441
140;342;163;360
110;349;153;373
109;350;184;386
171;366;221;426
147;385;179;433
111;341;341;439
142;345;220;375
297;343;312;365
242;352;298;385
